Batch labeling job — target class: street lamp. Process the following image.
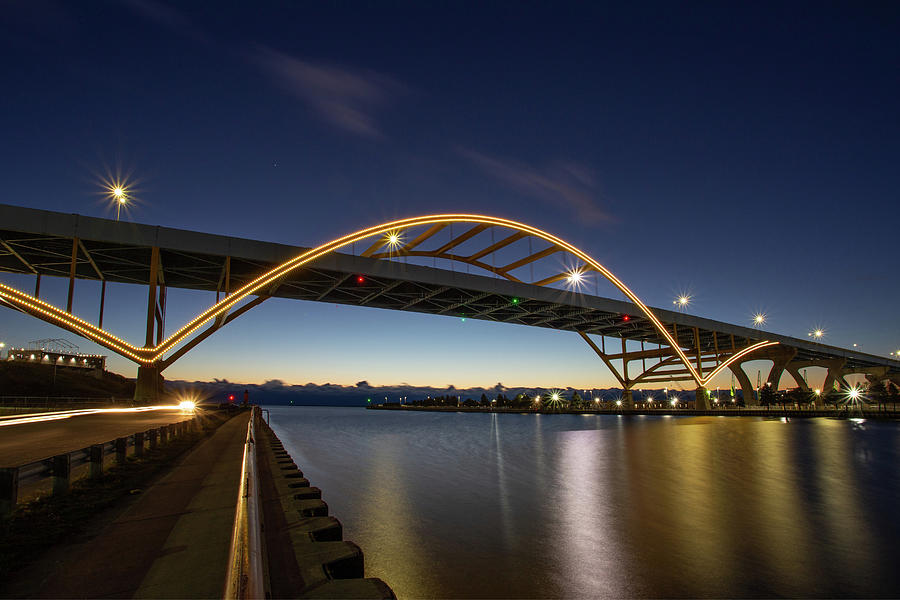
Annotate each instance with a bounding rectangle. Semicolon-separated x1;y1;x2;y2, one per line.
674;295;690;310
106;182;130;221
753;313;766;327
566;269;584;288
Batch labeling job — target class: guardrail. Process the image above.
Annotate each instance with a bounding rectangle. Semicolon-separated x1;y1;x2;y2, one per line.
0;416;199;515
225;406;266;600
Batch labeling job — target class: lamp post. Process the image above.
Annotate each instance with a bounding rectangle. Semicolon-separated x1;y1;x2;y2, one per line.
111;187;127;221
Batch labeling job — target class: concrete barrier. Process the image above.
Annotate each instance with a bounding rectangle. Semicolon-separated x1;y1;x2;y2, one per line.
134;432;144;458
257;418;394;598
51;454;70;496
0;416;200;515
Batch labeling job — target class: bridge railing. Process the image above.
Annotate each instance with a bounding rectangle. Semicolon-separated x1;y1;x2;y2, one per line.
225;405;266;600
0;416;199;516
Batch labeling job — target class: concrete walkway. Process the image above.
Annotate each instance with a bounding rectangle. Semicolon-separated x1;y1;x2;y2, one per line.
24;411;249;599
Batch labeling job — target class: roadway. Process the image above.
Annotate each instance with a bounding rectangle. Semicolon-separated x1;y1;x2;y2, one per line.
0;407;196;467
2;412;250;599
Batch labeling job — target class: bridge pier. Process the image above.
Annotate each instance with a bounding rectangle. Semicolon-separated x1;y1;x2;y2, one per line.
766;348;798;389
695;387;711;410
785;365;810;392
135;365;164;404
622;389;634;409
729;363;756;406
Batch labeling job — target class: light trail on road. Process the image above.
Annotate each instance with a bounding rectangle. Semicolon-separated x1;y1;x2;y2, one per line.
0;405;195;428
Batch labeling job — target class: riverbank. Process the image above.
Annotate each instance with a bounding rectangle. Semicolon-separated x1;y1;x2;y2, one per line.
369;403;900;419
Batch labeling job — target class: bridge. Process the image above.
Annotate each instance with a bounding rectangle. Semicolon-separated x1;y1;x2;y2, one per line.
1;203;897;408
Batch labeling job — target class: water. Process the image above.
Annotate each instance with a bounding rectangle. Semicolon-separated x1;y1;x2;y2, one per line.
269;407;900;598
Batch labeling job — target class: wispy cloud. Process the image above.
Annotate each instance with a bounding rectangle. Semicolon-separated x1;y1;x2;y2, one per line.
120;0;212;45
459;148;610;223
253;47;401;138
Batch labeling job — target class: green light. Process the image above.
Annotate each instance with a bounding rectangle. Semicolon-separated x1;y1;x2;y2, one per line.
367;398;371;403
512;297;519;304
460;317;466;322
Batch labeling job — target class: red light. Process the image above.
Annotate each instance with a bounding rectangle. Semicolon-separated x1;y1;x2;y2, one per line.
622;315;630;322
357;276;365;283
228;394;235;401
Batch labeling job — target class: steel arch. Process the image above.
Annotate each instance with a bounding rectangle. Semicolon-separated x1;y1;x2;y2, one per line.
0;214;776;387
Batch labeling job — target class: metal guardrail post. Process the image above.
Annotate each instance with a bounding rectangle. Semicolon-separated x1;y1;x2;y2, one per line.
51;454;70;496
135;432;145;457
90;444;104;479
0;468;19;516
116;437;128;465
225;407;266;600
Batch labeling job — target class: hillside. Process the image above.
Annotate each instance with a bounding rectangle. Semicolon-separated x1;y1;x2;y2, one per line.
0;362;135;399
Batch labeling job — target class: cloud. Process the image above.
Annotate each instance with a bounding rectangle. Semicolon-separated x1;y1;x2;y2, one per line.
459;148;611;223
120;0;212;45
253;47;402;138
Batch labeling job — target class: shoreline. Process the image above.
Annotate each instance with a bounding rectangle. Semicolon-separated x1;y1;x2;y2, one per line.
368;404;900;420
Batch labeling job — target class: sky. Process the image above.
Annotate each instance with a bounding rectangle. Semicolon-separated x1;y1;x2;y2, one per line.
1;1;899;391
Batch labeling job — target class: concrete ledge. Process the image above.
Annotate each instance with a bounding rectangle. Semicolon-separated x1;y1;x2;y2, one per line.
290;516;344;542
294;498;329;517
290;539;364;586
291;486;322;500
299;578;396;599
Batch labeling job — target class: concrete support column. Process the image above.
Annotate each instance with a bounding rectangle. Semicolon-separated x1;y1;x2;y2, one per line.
822;370;840;394
134;364;163;404
134;432;144;457
695;387;711;410
0;468;19;516
52;454;70;496
149;428;158;449
116;437;127;465
821;359;848;395
622;388;634;409
729;362;756;407
766;350;796;390
89;444;104;479
785;365;810;391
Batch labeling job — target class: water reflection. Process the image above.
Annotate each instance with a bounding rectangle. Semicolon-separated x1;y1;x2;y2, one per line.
271;408;900;598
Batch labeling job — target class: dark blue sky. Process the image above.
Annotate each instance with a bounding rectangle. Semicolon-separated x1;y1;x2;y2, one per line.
2;1;898;389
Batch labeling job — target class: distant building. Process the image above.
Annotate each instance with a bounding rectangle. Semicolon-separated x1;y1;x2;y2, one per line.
5;338;106;371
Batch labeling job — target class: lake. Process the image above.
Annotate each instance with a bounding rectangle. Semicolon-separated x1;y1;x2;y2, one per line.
268;406;900;598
